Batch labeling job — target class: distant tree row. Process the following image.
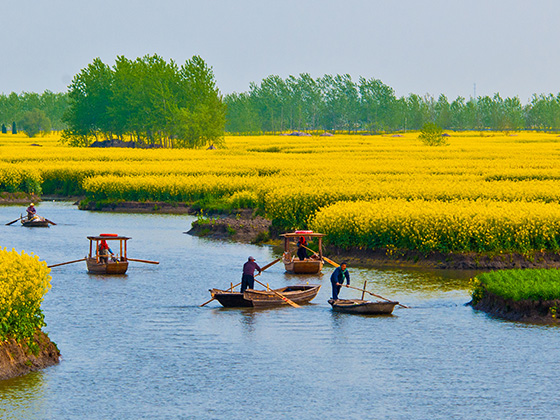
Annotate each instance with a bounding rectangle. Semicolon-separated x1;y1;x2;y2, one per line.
62;54;226;147
0;91;66;135
224;74;560;134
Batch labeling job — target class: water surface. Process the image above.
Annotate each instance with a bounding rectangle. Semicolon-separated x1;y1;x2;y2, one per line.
0;202;558;419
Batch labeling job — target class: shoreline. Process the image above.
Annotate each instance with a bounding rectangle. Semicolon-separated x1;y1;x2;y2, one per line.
470;291;560;324
8;197;560;270
0;331;60;381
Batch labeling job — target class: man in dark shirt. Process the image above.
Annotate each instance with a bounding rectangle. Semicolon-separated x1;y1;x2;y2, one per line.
241;256;262;293
330;262;350;300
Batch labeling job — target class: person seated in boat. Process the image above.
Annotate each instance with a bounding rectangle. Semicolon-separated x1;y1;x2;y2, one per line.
241;256;261;293
330;262;350;300
297;236;308;261
26;203;36;220
98;240;114;264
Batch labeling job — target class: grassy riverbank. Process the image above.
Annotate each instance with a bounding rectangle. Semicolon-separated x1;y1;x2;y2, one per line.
470;269;560;322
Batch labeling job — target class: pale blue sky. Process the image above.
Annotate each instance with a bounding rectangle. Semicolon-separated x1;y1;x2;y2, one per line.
2;0;558;102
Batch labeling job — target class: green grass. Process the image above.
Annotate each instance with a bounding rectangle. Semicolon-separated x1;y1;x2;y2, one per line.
472;268;560;302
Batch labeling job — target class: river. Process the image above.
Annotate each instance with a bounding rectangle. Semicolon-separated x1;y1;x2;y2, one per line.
0;202;559;419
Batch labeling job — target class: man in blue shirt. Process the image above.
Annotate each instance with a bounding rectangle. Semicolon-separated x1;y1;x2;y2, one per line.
330;262;350;300
241;256;262;293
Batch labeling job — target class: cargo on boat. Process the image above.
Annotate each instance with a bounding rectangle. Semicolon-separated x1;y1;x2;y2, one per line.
209;284;321;308
281;231;325;274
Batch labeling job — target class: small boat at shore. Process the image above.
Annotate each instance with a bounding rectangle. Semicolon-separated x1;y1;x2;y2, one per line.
210;285;321;308
281;231;325;274
328;298;398;315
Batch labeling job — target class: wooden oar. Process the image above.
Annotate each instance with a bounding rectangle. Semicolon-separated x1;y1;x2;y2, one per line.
47;258;86;268
199;282;241;307
254;278;300;308
127;257;159;264
302;245;339;267
340;283;409;308
199;257;281;307
5;216;22;226
45;218;57;225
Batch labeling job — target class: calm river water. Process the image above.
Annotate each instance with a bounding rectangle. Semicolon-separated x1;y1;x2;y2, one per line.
0;202;559;419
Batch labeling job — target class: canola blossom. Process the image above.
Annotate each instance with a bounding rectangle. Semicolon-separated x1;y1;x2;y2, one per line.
3;131;560;253
0;248;51;344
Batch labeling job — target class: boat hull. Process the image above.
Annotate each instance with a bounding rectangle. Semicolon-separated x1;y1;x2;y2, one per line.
244;285;321;307
328;299;398;315
211;285;321;308
21;219;49;227
283;258;323;274
86;258;129;274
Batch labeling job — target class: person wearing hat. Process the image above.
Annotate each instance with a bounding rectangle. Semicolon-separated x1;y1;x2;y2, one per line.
241;256;262;293
26;203;37;220
330;262;350;300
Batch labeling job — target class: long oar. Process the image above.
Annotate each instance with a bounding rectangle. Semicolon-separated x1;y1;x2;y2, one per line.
200;282;241;307
127;257;159;265
45;218;57;225
340;284;409;308
5;216;22;226
302;245;339;267
253;278;300;308
199;257;282;307
47;258;86;269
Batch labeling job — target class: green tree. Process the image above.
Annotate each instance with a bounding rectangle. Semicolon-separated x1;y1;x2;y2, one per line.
19;108;51;137
418;122;447;146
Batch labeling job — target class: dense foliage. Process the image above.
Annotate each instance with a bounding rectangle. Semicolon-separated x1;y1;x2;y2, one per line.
471;269;560;302
0;91;67;131
62;54;226;148
0;248;51;350
225;74;560;134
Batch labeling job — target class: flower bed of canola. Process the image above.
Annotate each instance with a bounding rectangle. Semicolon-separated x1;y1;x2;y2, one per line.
3;131;560;254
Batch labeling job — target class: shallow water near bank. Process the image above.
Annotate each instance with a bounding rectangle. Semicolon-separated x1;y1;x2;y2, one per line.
0;202;559;419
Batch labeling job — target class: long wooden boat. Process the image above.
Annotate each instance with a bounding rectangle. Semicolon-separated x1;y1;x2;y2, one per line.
281;231;325;274
328;298;398;315
86;257;129;274
210;285;321;308
21;217;50;227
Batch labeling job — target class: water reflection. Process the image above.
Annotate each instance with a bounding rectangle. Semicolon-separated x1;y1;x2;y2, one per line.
0;372;46;419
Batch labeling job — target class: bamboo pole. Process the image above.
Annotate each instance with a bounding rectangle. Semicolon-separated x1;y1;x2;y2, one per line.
254;278;300;308
302;245;339;267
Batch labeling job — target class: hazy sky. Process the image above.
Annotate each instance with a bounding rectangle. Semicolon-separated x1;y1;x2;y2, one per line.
2;0;558;102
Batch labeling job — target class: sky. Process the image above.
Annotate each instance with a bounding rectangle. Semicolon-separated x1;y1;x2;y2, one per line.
1;0;558;103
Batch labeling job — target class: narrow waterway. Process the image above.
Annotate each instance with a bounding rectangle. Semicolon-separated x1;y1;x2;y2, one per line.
0;202;559;419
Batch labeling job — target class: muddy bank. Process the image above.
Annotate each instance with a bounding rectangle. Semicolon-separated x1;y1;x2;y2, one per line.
187;212;272;243
0;192;40;205
470;291;560;323
79;200;194;214
0;331;60;381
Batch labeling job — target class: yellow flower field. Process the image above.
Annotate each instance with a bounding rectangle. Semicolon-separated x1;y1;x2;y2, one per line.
2;131;560;252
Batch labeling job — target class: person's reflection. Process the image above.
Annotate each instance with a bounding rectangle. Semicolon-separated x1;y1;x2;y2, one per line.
240;309;256;334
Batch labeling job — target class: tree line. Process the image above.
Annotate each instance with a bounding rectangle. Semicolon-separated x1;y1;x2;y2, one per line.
224;74;560;134
62;54;225;147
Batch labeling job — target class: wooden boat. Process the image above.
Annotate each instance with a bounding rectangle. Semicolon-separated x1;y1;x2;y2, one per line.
86;234;130;274
328;298;398;315
281;231;325;274
21;217;50;227
210;285;321;308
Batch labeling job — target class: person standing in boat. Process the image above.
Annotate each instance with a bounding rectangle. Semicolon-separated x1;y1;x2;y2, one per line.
241;256;262;293
26;203;37;220
297;236;308;261
330;262;350;300
98;240;114;263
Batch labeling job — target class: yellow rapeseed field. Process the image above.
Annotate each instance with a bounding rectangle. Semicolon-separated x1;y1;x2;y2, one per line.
2;130;560;252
